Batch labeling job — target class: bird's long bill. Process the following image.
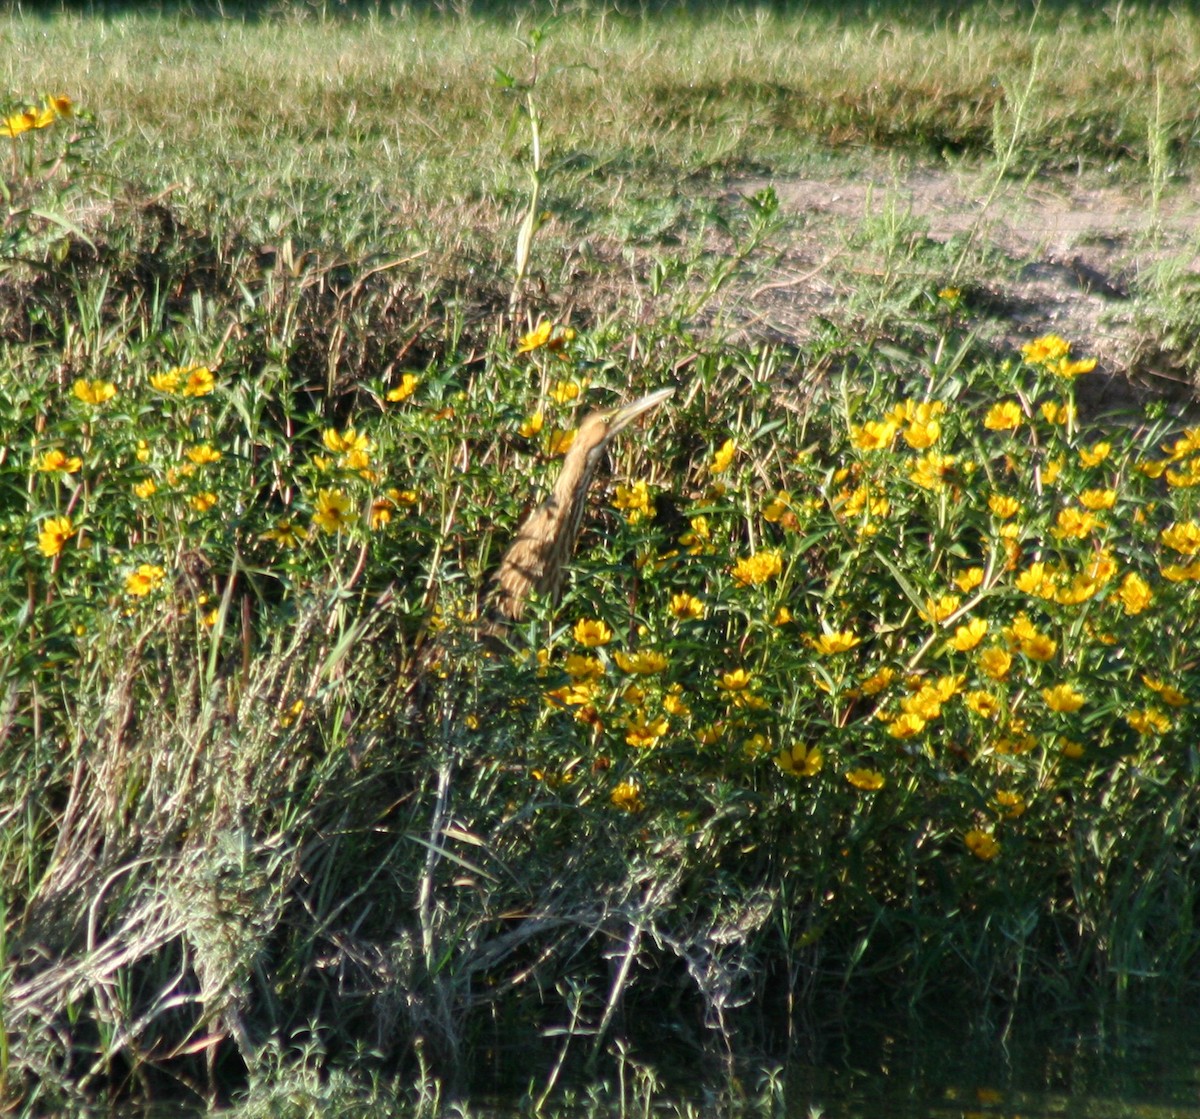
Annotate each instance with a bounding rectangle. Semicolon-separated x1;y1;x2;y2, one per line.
605;386;675;438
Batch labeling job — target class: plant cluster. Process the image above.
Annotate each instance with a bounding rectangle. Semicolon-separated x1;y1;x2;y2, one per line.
2;16;1200;1106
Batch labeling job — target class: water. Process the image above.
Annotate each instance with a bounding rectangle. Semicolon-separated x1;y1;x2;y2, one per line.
59;1004;1200;1118
781;1004;1200;1119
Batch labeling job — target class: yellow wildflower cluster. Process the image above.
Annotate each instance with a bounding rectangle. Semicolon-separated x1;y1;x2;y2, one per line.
731;550;782;587
612;480;654;524
149;364;215;397
1;94;72;138
1020;334;1096;378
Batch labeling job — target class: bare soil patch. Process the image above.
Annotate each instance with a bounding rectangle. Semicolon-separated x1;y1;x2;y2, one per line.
735;167;1200;411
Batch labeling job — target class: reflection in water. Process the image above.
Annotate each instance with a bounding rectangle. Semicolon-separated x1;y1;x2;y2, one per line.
785;1003;1200;1118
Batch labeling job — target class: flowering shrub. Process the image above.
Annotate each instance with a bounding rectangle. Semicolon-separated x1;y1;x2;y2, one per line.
3;94;1198;1096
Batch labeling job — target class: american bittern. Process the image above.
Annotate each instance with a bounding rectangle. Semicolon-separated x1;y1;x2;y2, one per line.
486;386;675;630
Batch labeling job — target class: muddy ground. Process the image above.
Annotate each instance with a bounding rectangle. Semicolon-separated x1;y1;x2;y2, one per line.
731;166;1200;413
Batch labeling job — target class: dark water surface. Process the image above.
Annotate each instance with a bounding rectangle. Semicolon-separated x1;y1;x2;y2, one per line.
782;1003;1200;1118
98;1003;1200;1117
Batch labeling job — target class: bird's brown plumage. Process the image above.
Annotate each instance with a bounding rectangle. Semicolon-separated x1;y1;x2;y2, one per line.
486;386;674;631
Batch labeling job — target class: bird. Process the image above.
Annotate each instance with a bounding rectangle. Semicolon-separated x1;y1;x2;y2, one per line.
485;386;675;633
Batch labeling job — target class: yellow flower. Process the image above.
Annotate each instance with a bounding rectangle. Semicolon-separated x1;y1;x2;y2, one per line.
149;369;181;393
35;448;82;473
262;519;303;547
185;443;221;465
1021;334;1071;365
72;378;117;406
614;650;669;675
125;563;166;597
518;411;544;439
563;654;604;681
1143;676;1187;707
179;365;215;397
1052;507;1100;540
887;712;927;739
763;491;793;523
1042;457;1063;485
717;667;753;692
938;287;961;301
910;451;955;492
810;631;861;655
983;401;1023;431
1019;632;1057;662
663;686;691;717
1162;561;1200;582
921;594;960;624
994;790;1026;819
849;419;898;452
900;684;944;721
136;440;151;463
731;550;782;587
1060;738;1085;759
0;109;38;138
133;478;157;499
612;480;653;524
322;428;372;458
773;606;793;626
313;488;353;533
1078;441;1111;468
668;592;705;620
1039;400;1074;425
369;494;399;529
860;667;896;695
964;828;1000;860
1016;561;1058;600
516;320;554;354
1115;572;1152;615
545;681;602;710
964;690;1001;718
1046;355;1097;379
988;494;1022;520
1079;488;1116;511
697;722;724;746
775;742;823;777
900;401;945;449
978;646;1012;681
1166;459;1200;487
625;712;669;748
945;617;987;652
38;515;73;557
386;373;420;402
573;618;613;647
1041;683;1085;713
548;428;576;455
710;438;736;474
1160;521;1200;555
845;768;885;791
189;491;218;513
742;733;771;759
679;515;711;553
1126;707;1170;736
610;780;644;813
954;567;984;593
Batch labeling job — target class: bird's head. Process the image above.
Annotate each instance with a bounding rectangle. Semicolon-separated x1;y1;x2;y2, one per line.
572;386;675;469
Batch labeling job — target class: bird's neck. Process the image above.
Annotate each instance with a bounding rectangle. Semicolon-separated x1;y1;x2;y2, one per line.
548;454;598;539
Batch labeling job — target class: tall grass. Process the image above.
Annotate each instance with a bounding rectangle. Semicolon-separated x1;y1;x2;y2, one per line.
3;4;1200;1112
